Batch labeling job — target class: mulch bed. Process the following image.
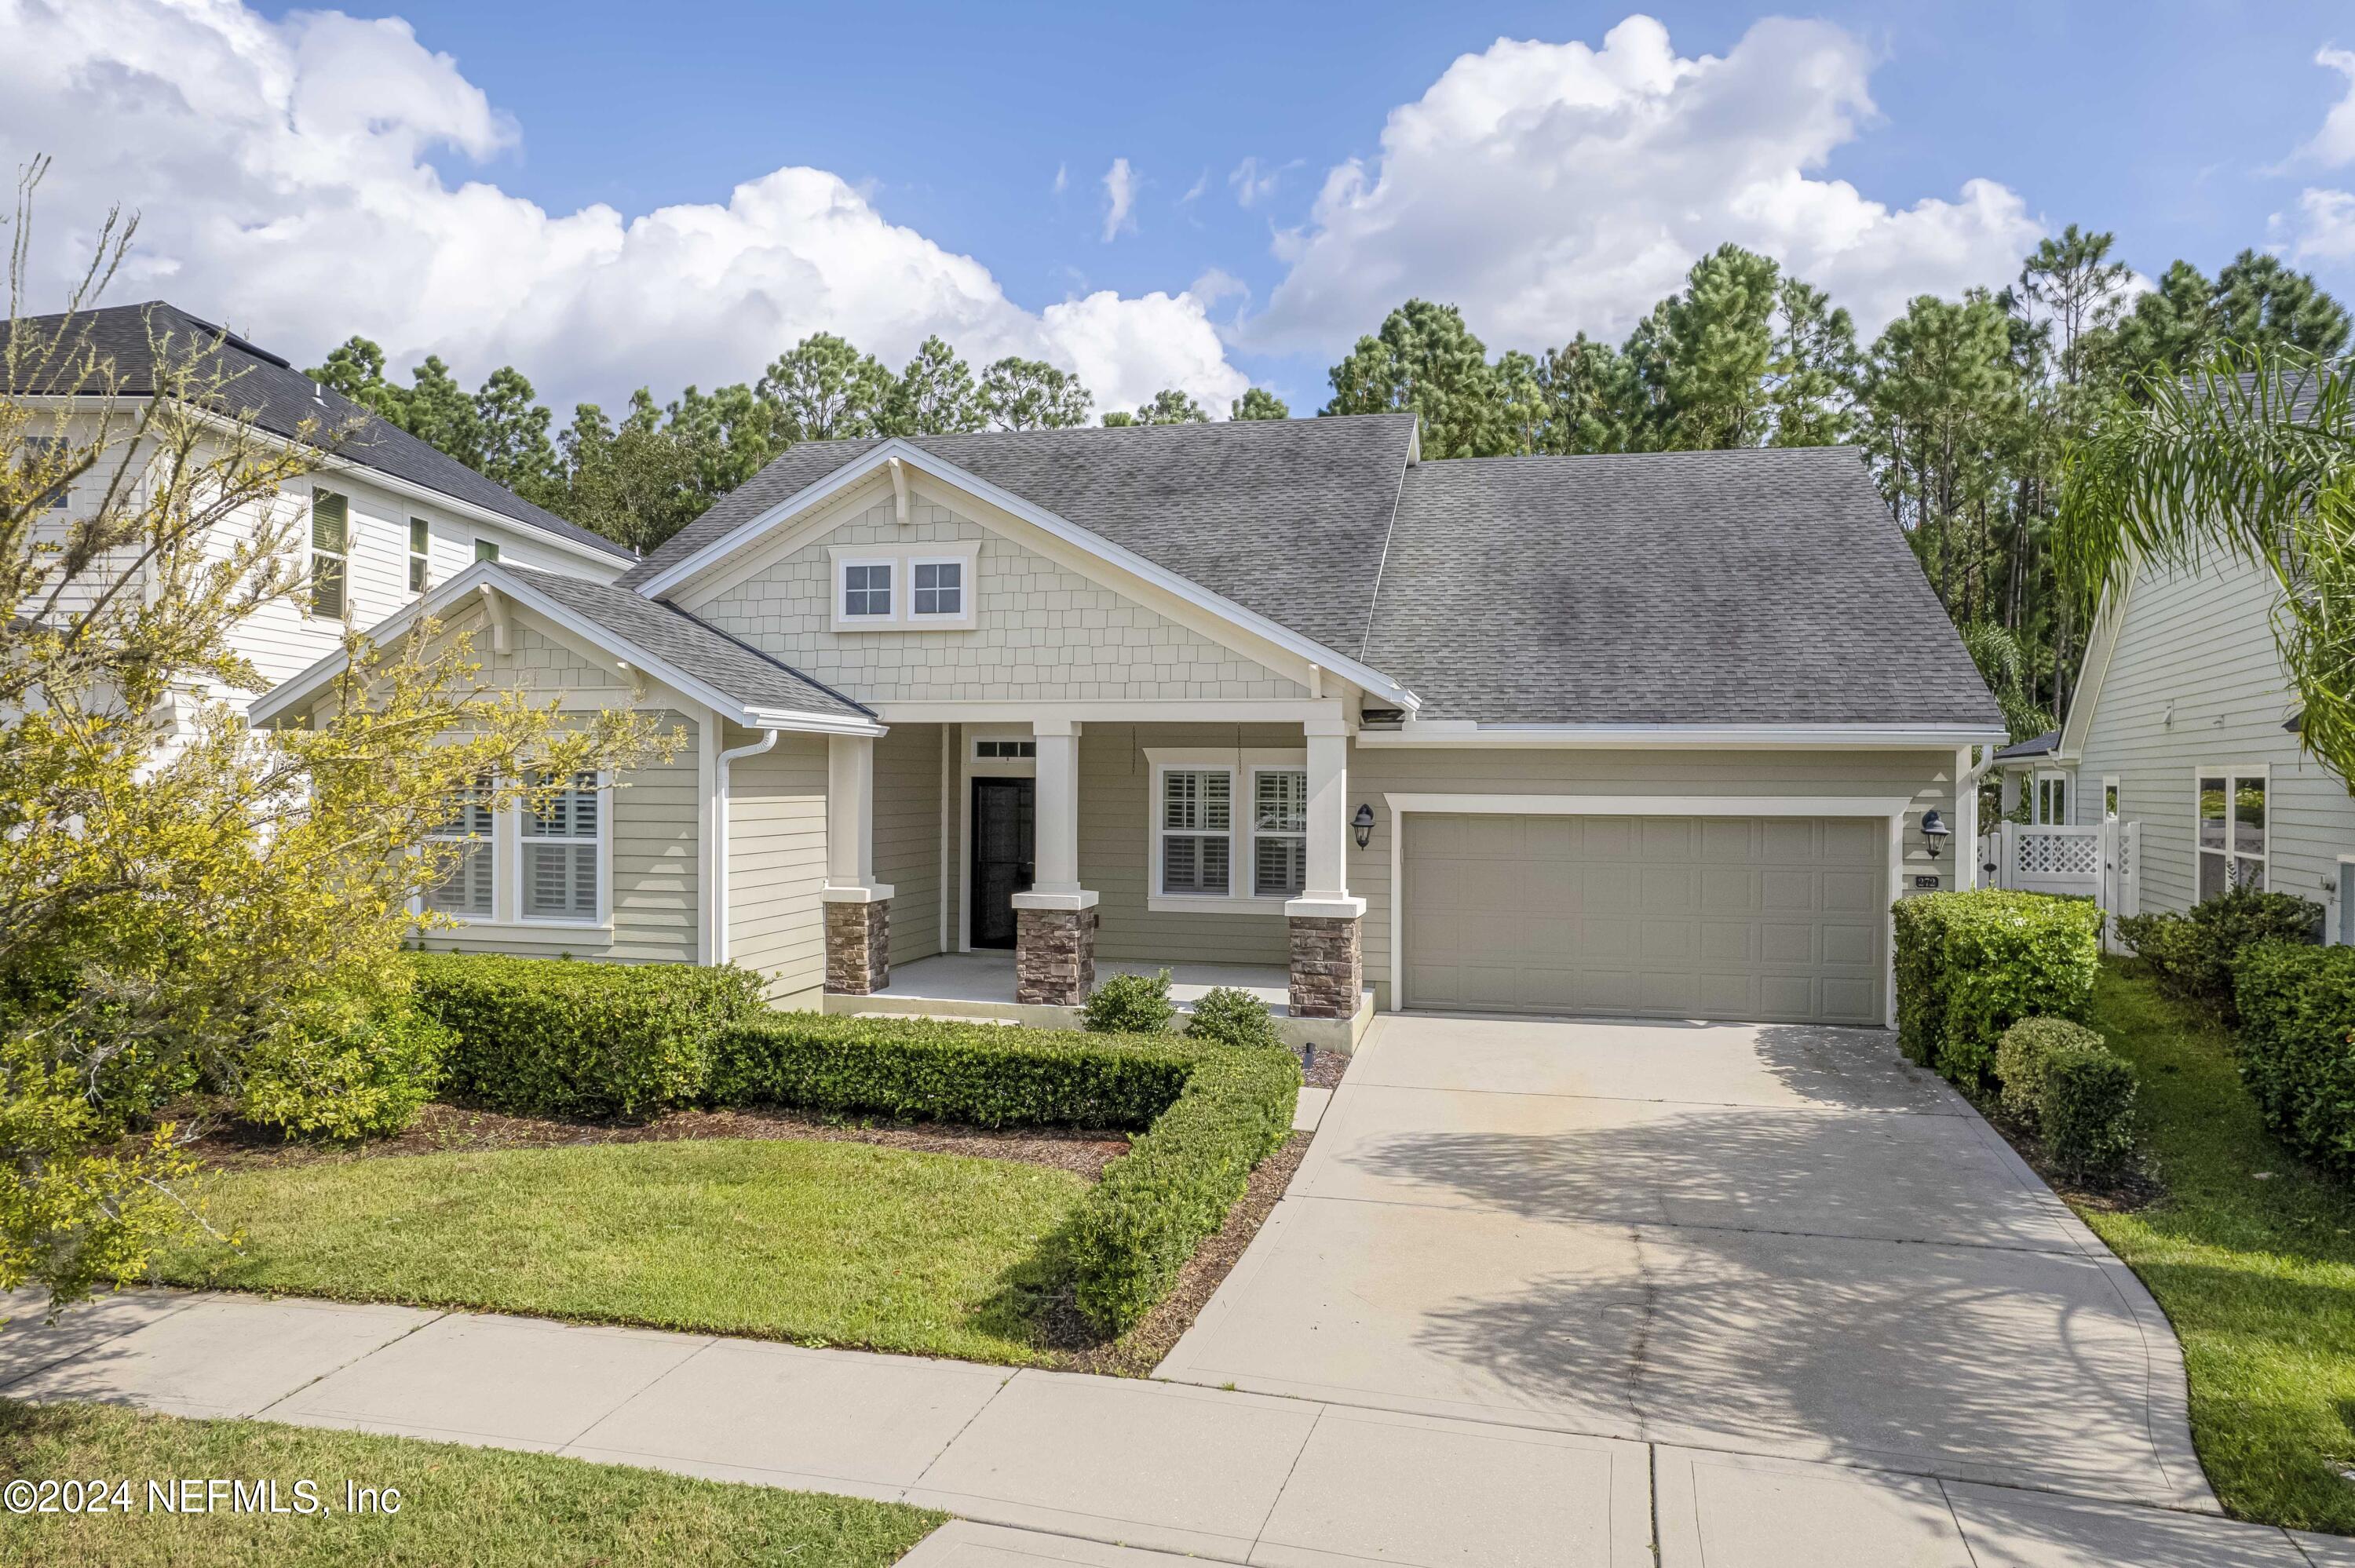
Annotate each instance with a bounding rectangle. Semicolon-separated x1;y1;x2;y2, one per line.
1970;1096;2166;1213
187;1102;1134;1180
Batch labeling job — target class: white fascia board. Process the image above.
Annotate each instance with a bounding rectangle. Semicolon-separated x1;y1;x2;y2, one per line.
247;561;884;736
1356;721;2006;749
637;438;1422;712
30;392;632;573
2054;572;2132;767
873;698;1352;726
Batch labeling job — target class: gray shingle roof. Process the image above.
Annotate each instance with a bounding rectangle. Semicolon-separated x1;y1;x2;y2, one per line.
496;565;871;721
5;302;630;560
619;415;1420;654
1361;447;2004;727
1992;728;2059;760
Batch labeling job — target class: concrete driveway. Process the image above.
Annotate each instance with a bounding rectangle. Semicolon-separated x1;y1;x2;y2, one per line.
1158;1012;2213;1511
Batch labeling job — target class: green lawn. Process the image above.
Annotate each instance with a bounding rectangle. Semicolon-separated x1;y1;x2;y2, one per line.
0;1398;941;1566
160;1137;1087;1364
2081;962;2355;1532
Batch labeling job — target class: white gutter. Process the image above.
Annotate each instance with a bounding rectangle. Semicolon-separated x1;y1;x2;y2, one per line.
709;727;781;965
1356;721;2009;749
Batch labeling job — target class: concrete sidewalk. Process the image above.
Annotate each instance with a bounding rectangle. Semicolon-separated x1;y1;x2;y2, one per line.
3;1285;2342;1566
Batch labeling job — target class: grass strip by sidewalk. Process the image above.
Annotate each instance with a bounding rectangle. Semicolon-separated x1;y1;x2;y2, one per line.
157;1136;1087;1364
0;1398;942;1566
2083;963;2355;1533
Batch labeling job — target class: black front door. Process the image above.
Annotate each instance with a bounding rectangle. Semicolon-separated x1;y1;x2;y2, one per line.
970;777;1035;949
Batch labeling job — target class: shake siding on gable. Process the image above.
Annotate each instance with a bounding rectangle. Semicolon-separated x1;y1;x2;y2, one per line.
687;495;1308;703
2072;554;2348;917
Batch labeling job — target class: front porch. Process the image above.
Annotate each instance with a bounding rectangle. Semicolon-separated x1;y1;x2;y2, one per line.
823;951;1376;1053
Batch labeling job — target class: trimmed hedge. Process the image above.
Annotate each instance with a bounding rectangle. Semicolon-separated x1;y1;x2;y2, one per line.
1892;890;2102;1086
710;1012;1195;1128
2115;888;2322;1021
1083;970;1177;1034
1185;986;1284;1052
409;953;765;1118
1064;1043;1300;1332
2231;940;2355;1179
1994;1016;2138;1180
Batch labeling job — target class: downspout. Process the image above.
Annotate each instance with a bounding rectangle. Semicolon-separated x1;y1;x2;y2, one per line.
711;727;781;965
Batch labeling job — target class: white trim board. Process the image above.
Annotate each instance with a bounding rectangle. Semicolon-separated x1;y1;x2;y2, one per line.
1359;724;2002;749
1382;792;1912;1030
633;437;1421;711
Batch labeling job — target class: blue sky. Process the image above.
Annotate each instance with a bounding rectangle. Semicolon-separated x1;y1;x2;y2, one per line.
13;2;2355;416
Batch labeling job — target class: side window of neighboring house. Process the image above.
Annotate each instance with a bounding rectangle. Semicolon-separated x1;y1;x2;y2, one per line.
23;435;70;510
2196;771;2266;899
475;538;500;563
2033;771;2068;826
311;490;350;619
2102;778;2119;821
409;518;431;593
422;775;494;917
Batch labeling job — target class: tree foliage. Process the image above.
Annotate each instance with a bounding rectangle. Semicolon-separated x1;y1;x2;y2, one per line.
1232;387;1289;421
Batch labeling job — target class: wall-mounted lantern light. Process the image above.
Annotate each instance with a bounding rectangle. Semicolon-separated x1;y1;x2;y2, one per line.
1353;804;1375;850
1922;808;1950;860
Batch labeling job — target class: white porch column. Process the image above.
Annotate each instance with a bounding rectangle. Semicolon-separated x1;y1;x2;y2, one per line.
1010;719;1097;1004
821;732;893;994
1286;718;1365;1023
1956;744;1978;891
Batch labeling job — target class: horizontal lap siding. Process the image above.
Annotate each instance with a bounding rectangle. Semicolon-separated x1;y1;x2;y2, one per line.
1351;746;1956;1010
1079;723;1295;966
877;722;944;963
2075;556;2352;918
728;730;829;1001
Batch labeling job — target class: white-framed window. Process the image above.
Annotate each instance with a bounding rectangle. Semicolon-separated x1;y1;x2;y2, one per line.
2102;776;2120;822
520;771;602;922
422;775;494;918
408;518;431;593
974;738;1035;760
474;538;500;563
311;489;350;619
911;556;964;618
1159;767;1232;896
2196;768;2266;900
2033;771;2068;826
1251;767;1307;899
840;558;893;619
23;435;69;510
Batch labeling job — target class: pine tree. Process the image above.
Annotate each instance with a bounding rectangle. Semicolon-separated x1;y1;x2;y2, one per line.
977;358;1093;429
1765;279;1859;447
883;335;984;436
1232;387;1289;421
758;333;893;442
1627;244;1782;449
473;366;561;505
1322;299;1511;458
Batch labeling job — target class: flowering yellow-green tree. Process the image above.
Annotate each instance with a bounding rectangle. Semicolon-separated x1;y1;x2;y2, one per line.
2;168;671;1308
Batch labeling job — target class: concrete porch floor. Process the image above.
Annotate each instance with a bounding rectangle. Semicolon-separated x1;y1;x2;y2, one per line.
823;952;1375;1053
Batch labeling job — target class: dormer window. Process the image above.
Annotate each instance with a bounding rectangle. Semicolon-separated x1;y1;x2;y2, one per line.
830;542;978;630
842;560;893;618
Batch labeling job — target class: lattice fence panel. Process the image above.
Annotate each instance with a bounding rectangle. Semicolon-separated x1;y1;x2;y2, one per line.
2017;832;2101;878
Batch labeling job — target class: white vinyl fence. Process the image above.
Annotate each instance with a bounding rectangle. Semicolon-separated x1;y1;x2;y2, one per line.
1977;819;2141;947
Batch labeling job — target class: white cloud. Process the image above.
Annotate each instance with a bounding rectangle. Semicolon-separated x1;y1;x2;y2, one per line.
1178;168;1207;206
1052;161;1068;195
1229;156;1286;208
1101;157;1137;241
1244;15;2043;355
2280;188;2355;263
0;1;1244;418
2290;46;2355;169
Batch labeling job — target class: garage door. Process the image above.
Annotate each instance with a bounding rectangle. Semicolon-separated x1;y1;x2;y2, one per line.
1402;813;1887;1025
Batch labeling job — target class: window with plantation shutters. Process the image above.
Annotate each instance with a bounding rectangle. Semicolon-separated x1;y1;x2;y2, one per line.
422;776;494;917
522;771;601;920
1159;768;1232;895
1251;768;1307;898
311;490;349;618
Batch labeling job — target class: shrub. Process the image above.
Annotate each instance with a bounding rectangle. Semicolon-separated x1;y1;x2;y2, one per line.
2116;888;2323;1019
1995;1016;2105;1126
1891;890;2102;1086
710;1012;1194;1128
238;991;452;1140
2231;940;2355;1179
1185;986;1283;1052
1083;969;1176;1034
2039;1040;2141;1180
1063;1044;1300;1333
409;953;765;1118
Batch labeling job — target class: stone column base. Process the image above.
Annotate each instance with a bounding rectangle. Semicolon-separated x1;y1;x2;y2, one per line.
823;898;890;995
1289;914;1363;1019
1016;906;1097;1006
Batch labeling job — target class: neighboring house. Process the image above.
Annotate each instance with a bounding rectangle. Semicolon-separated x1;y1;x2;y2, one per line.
1989;727;2067;822
9;302;633;747
254;418;2002;1040
2025;543;2351;935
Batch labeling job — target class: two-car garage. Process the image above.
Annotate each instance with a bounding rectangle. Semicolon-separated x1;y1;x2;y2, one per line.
1397;809;1892;1027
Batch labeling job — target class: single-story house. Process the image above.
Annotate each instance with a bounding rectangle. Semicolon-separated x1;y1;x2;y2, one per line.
254;417;2003;1043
